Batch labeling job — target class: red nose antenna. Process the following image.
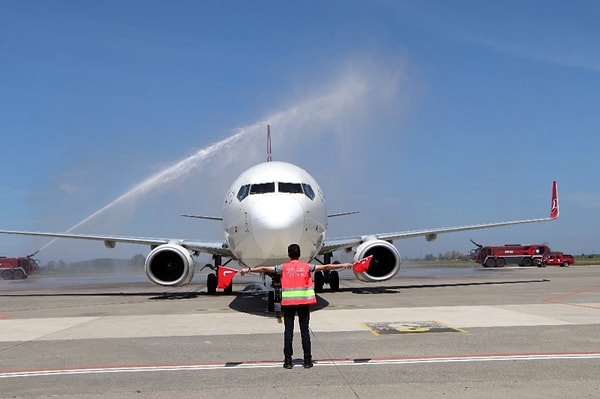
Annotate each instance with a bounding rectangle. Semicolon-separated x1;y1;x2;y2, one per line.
266;124;272;162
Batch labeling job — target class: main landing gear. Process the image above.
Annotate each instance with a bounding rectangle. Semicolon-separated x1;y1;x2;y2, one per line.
203;255;233;294
314;252;340;293
267;274;281;313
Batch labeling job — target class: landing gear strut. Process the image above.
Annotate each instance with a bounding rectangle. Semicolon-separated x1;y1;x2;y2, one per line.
205;255;233;294
268;274;282;313
314;252;340;293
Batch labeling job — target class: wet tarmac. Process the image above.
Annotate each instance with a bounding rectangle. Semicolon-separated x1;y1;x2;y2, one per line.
1;264;599;398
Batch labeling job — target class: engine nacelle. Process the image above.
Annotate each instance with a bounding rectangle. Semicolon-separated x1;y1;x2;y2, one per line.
145;244;195;287
353;239;401;282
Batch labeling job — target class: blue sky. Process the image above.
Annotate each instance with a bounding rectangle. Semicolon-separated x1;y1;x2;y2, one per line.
1;0;599;264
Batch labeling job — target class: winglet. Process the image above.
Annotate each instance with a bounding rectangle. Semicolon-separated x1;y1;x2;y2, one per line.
550;180;559;219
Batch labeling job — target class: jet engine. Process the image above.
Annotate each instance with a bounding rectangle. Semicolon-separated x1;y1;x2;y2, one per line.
145;244;195;287
353;239;401;282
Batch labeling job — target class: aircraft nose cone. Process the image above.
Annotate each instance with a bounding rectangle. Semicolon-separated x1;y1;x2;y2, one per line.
250;196;304;254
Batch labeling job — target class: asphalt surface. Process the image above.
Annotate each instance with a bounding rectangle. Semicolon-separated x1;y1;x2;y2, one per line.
1;264;599;398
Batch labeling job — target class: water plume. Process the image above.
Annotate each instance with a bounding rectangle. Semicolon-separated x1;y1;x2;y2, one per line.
36;128;254;252
37;60;406;255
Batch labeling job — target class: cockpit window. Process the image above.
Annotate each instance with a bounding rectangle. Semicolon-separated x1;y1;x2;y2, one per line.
279;182;303;194
236;184;250;201
302;183;315;200
237;181;316;201
250;182;275;194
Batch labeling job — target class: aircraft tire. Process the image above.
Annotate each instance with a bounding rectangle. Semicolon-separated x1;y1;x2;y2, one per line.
207;273;217;294
268;291;275;312
314;271;324;293
329;271;339;292
224;282;233;294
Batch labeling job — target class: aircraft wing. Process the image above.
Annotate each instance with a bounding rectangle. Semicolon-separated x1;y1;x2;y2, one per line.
0;230;233;258
321;180;559;254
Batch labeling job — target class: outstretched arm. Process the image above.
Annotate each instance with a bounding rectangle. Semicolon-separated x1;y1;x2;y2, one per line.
240;266;275;275
315;262;353;272
240;262;352;275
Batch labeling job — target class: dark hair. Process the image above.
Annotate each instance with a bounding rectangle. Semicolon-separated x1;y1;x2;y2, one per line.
287;244;301;259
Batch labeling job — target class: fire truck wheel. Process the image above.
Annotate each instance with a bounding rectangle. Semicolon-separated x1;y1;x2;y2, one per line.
495;258;506;267
13;269;26;279
1;270;14;280
485;259;496;267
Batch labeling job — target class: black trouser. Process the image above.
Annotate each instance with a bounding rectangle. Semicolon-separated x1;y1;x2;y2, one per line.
282;304;311;359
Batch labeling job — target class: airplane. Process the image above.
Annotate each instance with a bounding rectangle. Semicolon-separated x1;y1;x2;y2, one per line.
0;127;559;310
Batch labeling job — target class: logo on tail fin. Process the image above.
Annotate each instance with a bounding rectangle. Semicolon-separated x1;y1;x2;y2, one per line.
550;181;559;219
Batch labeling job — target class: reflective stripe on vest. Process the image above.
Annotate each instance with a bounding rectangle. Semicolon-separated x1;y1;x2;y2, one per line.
280;261;317;306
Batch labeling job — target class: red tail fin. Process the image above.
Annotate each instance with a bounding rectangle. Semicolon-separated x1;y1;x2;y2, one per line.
550;180;559;219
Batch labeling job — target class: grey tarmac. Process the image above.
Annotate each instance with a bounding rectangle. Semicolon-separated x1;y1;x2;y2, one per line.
1;264;599;398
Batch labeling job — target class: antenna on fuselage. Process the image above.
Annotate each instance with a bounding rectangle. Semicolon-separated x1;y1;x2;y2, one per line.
266;124;272;162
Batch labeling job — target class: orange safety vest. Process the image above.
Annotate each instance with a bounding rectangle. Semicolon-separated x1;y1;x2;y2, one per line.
280;260;317;306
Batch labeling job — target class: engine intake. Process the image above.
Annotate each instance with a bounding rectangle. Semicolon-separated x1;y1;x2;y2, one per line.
145;244;195;286
353;239;401;282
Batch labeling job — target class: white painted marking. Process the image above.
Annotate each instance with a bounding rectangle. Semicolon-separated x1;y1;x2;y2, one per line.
2;353;599;379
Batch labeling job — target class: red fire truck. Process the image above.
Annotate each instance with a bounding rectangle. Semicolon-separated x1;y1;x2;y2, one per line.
0;256;39;280
470;241;551;267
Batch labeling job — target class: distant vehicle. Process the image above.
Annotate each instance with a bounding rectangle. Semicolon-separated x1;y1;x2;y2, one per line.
0;256;39;280
470;240;551;267
538;252;574;267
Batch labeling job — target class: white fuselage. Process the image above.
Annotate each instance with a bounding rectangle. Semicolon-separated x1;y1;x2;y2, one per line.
222;161;327;266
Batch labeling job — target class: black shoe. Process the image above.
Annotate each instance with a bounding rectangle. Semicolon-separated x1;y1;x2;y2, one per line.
283;358;293;369
303;356;313;368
